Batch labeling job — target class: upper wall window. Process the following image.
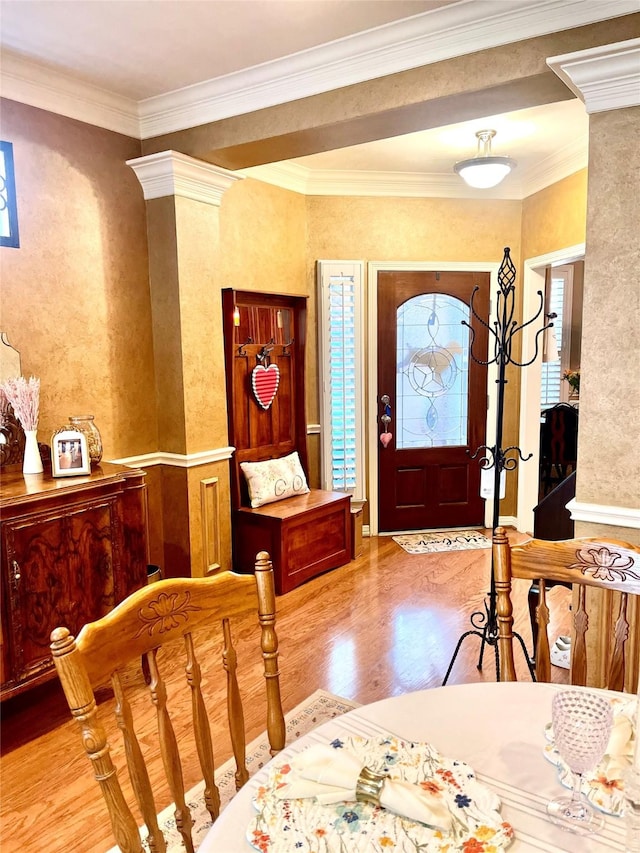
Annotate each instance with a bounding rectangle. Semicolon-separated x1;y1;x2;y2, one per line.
0;142;20;248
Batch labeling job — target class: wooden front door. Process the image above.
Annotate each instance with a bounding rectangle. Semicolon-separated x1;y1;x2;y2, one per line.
377;270;489;532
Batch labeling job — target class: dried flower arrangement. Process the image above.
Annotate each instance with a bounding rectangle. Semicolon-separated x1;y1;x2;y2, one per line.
0;375;40;431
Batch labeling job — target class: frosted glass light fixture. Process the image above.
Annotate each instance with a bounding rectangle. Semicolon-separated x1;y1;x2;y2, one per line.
454;130;516;189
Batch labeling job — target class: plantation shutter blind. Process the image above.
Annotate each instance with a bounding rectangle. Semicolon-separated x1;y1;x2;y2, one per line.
540;267;572;408
317;261;364;501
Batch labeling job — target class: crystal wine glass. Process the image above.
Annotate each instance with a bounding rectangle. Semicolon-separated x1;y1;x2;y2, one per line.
547;690;614;835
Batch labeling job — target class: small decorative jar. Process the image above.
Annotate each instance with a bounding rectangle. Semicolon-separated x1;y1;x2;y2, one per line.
68;415;103;465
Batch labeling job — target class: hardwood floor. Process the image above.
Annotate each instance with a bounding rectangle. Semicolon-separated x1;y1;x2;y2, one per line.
0;529;571;853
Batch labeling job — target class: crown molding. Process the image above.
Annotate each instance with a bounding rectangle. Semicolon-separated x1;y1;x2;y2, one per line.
138;0;639;138
1;1;637;140
547;38;640;112
126;150;242;204
521;136;588;196
243;136;588;200
0;50;140;137
110;447;235;469
241;162;310;194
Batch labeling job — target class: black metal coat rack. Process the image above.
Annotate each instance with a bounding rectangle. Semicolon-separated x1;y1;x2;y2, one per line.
442;247;551;684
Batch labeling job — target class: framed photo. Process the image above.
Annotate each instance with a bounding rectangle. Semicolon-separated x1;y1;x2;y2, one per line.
51;429;91;477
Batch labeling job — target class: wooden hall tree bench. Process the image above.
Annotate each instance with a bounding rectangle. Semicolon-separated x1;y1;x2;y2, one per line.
234;490;351;595
222;289;351;595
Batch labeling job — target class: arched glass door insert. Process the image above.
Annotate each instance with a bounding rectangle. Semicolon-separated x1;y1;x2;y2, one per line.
396;293;470;449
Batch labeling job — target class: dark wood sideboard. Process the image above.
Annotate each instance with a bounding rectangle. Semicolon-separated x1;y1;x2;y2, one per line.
0;462;149;701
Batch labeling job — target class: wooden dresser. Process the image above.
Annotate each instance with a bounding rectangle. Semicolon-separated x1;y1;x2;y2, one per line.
0;462;149;700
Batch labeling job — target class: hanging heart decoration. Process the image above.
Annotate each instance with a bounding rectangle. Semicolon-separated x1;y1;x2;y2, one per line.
379;431;393;448
252;363;280;410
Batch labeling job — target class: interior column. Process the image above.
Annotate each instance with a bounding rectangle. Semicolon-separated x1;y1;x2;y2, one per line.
128;151;241;577
549;40;640;690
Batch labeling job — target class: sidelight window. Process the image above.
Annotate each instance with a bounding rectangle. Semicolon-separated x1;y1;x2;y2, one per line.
317;261;365;501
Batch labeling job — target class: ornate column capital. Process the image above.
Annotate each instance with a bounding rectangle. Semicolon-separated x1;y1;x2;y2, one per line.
547;38;640;114
127;150;242;205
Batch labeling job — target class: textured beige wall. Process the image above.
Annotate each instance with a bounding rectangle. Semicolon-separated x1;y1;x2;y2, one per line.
306;196;522;262
218;178;307;294
174;196;226;452
146;195;227;455
521;170;588;260
578;107;640;515
0;99;156;459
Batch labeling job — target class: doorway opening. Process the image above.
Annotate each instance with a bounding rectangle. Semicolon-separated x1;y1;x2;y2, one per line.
517;244;585;534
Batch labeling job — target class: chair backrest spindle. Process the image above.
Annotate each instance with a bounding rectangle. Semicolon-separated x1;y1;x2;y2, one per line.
146;647;194;853
184;630;221;821
112;669;166;853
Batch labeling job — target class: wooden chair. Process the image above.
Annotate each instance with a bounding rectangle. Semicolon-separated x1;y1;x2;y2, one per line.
50;551;285;853
494;526;640;689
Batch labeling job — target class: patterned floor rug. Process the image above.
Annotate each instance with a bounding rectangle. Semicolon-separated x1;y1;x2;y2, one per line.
110;689;360;853
392;529;491;554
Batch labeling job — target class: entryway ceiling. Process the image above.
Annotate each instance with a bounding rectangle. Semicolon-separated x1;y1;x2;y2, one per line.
1;0;634;198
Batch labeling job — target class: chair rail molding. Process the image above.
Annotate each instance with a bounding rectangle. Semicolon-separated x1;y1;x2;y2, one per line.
126;151;242;205
566;499;640;530
110;447;235;469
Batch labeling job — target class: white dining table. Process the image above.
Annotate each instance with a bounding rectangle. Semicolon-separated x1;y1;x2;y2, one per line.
199;681;629;852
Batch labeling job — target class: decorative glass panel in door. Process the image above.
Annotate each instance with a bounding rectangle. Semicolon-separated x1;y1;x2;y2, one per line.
396;293;470;449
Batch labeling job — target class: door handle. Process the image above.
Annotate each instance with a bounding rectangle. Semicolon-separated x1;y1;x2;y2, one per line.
380;395;392;447
380;394;391;426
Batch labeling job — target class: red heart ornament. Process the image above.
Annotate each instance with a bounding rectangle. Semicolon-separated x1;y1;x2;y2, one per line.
252;364;280;410
379;431;393;448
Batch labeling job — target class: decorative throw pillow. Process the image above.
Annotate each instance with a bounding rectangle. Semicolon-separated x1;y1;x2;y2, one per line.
240;451;310;508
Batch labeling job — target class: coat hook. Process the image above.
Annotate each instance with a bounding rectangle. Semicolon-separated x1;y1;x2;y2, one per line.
282;337;294;356
257;339;275;363
237;336;254;357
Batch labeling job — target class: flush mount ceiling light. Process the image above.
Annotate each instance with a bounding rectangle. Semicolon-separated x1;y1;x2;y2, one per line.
453;129;516;189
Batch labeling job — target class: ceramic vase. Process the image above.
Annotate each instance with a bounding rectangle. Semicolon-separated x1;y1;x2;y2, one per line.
23;429;43;475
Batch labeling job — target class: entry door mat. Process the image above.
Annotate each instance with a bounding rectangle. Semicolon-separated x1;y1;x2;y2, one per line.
392;529;492;554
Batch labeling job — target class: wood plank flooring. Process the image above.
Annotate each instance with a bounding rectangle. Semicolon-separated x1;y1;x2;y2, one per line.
0;529;571;853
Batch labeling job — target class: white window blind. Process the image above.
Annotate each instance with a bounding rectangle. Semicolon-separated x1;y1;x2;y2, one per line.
317;261;365;501
540;266;573;408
